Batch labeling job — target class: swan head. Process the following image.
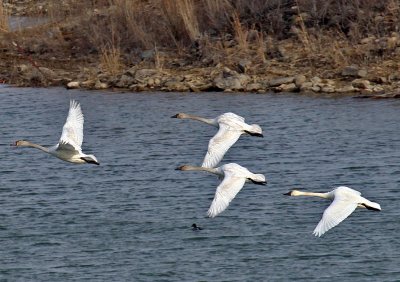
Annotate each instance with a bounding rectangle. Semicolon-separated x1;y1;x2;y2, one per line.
175;165;192;171
171;113;188;119
244;124;263;137
248;173;267;185
80;154;100;165
284;190;302;196
251;124;263;134
12;140;30;147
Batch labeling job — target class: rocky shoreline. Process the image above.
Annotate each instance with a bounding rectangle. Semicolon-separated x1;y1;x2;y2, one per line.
6;59;400;99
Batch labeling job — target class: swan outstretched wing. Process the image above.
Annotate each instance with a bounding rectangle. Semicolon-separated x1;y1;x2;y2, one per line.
202;124;241;168
313;195;358;237
219;113;245;123
207;170;246;218
58;100;84;151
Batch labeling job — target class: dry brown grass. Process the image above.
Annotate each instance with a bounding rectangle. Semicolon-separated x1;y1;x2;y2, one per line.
3;0;399;76
232;12;248;52
0;0;9;32
100;44;122;76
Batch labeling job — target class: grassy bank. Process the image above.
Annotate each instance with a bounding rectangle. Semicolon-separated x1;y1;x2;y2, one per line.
0;0;399;95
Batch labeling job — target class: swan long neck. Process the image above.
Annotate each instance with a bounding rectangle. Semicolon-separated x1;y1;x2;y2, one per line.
180;165;221;176
18;140;50;153
183;114;216;126
292;191;330;199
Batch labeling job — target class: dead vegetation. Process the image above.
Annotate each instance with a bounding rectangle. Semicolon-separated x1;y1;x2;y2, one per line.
1;0;400;82
0;0;9;32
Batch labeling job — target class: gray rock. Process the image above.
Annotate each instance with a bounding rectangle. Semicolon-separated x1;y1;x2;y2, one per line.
16;64;45;84
311;85;321;92
214;76;242;91
66;81;80;89
336;85;356;93
213;69;249;91
134;69;159;83
238;60;251;73
341;65;367;78
294;75;306;88
125;66;137;77
116;74;134;88
163;80;189;92
300;82;314;91
388;73;400;81
275;83;297;92
140;49;155;60
246;83;264;92
310;76;322;84
268;76;295;87
352;79;371;89
321;86;335;93
372;86;385;93
94;80;108;89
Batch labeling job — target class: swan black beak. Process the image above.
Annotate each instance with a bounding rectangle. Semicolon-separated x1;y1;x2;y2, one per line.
250;179;267;185
284;191;292;196
175;166;183;170
244;131;264;137
80;157;100;165
171;114;179;118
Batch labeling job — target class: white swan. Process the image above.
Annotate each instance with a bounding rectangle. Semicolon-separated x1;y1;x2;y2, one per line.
172;112;263;168
176;163;266;217
284;186;381;237
13;100;99;165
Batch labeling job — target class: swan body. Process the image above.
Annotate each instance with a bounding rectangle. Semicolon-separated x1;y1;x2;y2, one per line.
172;112;263;168
284;186;381;237
14;100;99;165
176;163;266;218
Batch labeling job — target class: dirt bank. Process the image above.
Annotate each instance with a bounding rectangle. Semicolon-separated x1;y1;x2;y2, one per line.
1;0;400;98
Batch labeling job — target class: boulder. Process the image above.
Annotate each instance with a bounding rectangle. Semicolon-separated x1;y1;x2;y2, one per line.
134;69;160;82
94;80;108;89
116;74;134;88
352;79;371;89
321;86;335;93
336;85;356;93
268;76;295;87
237;60;251;73
275;83;297;92
341;65;367;78
310;76;322;84
66;81;80;89
213;68;249;91
214;76;242;91
163;79;189;92
15;64;45;85
245;83;264;92
294;75;306;88
300;82;314;91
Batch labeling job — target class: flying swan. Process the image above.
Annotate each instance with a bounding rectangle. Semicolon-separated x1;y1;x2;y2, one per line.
172;112;263;168
284;186;381;237
176;163;266;217
13;100;99;165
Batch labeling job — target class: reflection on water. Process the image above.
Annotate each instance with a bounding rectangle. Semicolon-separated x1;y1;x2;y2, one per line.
1;87;400;281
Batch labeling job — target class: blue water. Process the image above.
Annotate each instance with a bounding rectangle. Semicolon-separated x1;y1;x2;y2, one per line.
1;87;400;281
